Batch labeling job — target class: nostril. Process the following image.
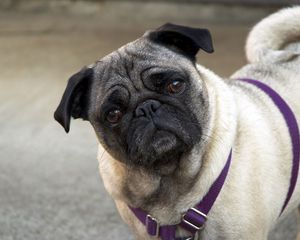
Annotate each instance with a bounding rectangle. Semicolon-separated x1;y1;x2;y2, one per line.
151;104;156;113
135;107;146;117
135;100;162;118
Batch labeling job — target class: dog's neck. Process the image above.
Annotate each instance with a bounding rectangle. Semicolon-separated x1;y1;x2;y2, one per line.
98;64;237;225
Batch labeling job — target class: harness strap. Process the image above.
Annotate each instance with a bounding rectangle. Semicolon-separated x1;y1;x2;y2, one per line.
129;150;232;240
240;78;300;215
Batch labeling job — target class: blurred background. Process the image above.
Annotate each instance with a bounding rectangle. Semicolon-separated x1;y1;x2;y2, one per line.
0;0;299;239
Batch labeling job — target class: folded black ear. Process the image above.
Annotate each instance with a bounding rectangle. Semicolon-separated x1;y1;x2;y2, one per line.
148;23;214;60
54;67;93;133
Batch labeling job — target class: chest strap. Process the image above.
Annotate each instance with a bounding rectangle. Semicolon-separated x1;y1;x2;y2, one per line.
240;78;300;215
129;150;232;240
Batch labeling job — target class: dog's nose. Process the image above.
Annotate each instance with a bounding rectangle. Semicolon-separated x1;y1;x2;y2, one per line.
135;99;161;118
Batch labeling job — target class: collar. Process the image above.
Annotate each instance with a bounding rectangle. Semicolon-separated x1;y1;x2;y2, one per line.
129;150;232;240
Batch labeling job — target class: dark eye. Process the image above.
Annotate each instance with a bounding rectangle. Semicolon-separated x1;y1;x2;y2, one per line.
167;79;185;94
106;109;123;124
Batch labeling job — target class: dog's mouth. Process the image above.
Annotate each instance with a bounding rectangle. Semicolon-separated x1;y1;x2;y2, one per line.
151;130;180;156
127;128;186;174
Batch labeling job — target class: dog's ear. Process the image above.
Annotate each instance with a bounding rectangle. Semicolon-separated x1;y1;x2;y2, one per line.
54;67;93;133
147;23;214;60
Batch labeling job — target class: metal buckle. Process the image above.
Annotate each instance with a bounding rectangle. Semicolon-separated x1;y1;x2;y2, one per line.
182;208;207;232
146;214;160;237
191;208;207;221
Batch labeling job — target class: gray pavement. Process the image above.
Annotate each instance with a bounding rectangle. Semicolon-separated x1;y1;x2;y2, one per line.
0;5;298;240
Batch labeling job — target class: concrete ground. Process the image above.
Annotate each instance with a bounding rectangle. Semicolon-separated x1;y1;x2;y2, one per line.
0;3;298;240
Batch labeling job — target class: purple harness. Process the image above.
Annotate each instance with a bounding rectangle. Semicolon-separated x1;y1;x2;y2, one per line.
129;78;300;240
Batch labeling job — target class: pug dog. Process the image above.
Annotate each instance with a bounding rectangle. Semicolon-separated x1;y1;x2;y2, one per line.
54;7;300;240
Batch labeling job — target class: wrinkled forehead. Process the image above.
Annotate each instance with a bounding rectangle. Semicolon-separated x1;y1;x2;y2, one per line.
92;38;194;90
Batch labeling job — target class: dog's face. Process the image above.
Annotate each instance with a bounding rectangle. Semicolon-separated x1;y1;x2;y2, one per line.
54;23;214;175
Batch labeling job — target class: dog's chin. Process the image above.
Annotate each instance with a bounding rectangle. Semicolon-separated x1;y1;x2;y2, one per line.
152;154;181;175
